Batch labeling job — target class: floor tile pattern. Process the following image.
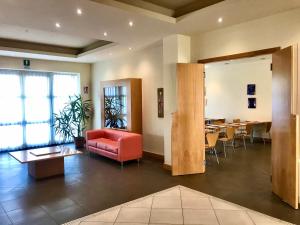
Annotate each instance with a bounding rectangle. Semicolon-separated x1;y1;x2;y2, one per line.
63;186;294;225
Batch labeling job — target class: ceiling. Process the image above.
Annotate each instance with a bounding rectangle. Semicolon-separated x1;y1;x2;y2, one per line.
143;0;200;10
113;0;225;17
0;0;299;63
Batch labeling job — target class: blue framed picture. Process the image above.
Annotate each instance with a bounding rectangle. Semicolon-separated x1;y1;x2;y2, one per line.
248;98;256;109
247;84;256;95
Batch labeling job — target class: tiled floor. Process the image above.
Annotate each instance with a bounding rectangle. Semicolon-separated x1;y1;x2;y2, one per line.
63;186;294;225
0;142;300;224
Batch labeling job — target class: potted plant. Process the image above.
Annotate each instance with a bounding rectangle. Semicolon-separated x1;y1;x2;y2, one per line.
53;95;92;148
104;96;127;129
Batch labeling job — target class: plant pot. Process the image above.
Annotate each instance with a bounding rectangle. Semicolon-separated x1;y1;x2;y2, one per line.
74;137;85;149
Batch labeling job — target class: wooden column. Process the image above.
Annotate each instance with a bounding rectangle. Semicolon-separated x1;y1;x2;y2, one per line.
172;63;205;176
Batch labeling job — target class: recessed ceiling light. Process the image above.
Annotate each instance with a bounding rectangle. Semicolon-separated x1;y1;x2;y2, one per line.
77;8;82;15
55;22;61;28
104;32;108;36
129;21;134;27
218;17;223;23
129;47;132;50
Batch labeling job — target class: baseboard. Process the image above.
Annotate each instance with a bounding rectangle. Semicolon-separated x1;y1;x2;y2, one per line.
143;151;164;162
142;151;171;171
163;163;171;171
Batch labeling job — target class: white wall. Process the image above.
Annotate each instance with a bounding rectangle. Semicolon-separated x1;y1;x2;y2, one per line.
0;56;91;100
192;8;300;62
205;59;272;122
92;44;164;155
162;34;191;165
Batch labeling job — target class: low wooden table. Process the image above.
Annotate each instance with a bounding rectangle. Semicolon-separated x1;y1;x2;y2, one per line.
9;146;82;179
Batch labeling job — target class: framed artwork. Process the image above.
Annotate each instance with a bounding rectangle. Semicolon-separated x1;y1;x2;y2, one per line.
157;88;164;118
83;86;89;94
247;84;256;95
248;98;256;109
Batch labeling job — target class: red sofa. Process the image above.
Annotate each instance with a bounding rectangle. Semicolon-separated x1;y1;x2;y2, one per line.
86;129;142;165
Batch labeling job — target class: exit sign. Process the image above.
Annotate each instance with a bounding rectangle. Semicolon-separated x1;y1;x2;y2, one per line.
23;59;30;69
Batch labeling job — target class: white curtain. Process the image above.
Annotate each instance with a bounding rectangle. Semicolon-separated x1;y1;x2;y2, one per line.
0;69;79;151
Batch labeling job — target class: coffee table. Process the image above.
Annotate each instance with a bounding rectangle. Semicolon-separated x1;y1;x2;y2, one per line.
9;146;82;179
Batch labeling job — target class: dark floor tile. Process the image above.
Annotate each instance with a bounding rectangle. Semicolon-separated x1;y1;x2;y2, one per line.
41;198;78;213
0;143;299;224
17;217;57;225
1;196;39;212
6;207;50;225
49;204;88;224
0;213;12;225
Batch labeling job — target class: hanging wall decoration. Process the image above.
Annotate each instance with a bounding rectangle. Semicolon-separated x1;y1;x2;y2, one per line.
157;88;164;118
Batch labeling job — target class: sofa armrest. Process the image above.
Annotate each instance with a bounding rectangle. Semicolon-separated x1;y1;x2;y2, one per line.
86;129;105;140
118;134;142;161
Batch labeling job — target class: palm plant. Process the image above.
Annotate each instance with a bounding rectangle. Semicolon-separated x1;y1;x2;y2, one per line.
53;95;92;147
104;96;127;129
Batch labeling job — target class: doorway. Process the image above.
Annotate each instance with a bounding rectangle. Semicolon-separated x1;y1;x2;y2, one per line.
171;46;299;209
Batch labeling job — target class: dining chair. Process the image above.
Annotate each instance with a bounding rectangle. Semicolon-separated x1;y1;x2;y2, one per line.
263;122;272;145
233;119;241;123
218;126;235;157
238;124;253;150
205;132;220;164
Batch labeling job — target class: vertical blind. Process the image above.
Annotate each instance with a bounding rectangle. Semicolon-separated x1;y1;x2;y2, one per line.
0;69;79;151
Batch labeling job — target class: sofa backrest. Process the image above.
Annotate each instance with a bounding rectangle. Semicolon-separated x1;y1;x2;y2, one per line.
103;129;136;141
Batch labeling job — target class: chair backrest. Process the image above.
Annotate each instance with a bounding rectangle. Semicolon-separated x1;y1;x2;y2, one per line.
233;119;240;123
226;127;235;139
206;132;219;148
266;122;272;133
245;124;253;135
212;120;223;125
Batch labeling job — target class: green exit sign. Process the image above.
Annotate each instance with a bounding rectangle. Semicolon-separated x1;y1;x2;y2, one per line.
23;59;30;69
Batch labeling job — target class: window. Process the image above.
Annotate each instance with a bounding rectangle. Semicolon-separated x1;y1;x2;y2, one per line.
0;69;79;152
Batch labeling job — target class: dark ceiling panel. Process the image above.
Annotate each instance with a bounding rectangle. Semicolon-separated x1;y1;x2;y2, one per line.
0;38;113;56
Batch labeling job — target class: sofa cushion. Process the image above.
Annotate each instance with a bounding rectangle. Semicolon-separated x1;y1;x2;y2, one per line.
96;138;119;154
87;138;103;148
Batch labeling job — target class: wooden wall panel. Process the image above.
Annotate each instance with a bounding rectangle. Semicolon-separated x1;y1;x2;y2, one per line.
172;63;205;176
272;46;298;209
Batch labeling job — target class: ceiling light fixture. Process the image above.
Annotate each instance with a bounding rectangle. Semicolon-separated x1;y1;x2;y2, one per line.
218;17;223;23
55;22;61;28
104;32;108;36
129;47;132;50
77;8;82;15
129;21;134;27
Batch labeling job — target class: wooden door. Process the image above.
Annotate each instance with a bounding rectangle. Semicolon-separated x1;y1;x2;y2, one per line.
272;46;299;209
172;63;205;176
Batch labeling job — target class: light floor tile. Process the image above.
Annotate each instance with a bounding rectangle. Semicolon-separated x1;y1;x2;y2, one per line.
182;197;212;209
150;208;183;225
125;197;153;208
79;222;113;225
247;210;293;225
210;197;243;210
116;207;150;223
114;223;147;225
84;208;120;222
215;209;254;225
183;209;219;225
155;187;181;197
63;185;294;225
152;196;181;208
180;186;209;198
